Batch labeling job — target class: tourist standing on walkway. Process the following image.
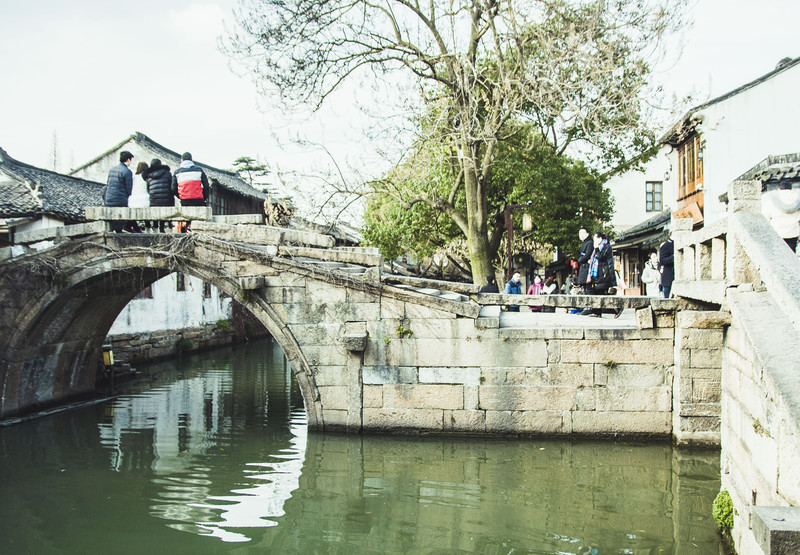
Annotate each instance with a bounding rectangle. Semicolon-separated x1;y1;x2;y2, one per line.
105;150;134;232
172;152;209;207
576;228;593;293
541;276;557;312
479;275;499;293
504;271;523;312
527;275;543;312
658;237;674;298
641;251;661;297
143;158;174;232
584;232;621;317
130;162;151;208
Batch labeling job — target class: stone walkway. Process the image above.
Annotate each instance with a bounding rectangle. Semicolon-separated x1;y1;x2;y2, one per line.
499;308;637;329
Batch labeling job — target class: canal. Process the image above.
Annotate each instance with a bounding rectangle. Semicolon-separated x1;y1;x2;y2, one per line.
0;338;725;554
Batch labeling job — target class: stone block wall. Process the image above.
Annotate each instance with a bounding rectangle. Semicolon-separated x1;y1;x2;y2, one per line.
672;311;729;445
720;290;800;555
330;299;677;437
109;323;241;364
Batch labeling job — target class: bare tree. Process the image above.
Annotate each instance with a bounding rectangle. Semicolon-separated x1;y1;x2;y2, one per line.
224;0;685;283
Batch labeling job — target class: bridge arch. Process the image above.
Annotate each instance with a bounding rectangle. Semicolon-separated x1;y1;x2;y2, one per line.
0;235;321;423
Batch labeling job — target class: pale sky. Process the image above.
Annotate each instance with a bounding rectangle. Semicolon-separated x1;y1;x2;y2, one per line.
1;0;798;186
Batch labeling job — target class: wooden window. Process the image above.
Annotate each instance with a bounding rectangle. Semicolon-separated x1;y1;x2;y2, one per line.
677;134;703;200
203;281;212;298
175;272;185;292
646;181;663;212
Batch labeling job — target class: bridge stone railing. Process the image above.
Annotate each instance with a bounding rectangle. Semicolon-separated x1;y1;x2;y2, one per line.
674;180;800;555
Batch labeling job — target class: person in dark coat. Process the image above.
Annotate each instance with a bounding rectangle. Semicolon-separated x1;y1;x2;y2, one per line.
504;271;523;312
105;150;134;232
583;232;621;317
658;237;674;298
575;227;593;291
143;158;174;232
479;275;499;293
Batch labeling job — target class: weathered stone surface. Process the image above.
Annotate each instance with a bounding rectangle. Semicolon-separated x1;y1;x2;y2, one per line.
363;385;383;407
571;411;671;435
362;365;417;384
212;213;263;224
312;365;347;386
342;333;367;352
692;378;721;402
15;221;108;244
414;337;548;367
85;205;211;221
526;363;593;387
485;410;567;434
561;339;673;364
678;310;732;329
680;328;724;349
593;386;672;412
362;408;443;430
444;409;486;432
281;245;380;265
635;307;654;329
419;367;480;385
604;363;670;387
500;328;585;340
478;385;576;411
690;348;723;369
752;506;800;555
383;384;464;410
318;385;349;410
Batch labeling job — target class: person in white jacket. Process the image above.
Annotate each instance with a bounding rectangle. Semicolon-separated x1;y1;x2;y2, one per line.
641;251;661;297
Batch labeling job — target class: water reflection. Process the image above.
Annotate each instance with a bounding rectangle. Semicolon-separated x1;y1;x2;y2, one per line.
0;338;723;554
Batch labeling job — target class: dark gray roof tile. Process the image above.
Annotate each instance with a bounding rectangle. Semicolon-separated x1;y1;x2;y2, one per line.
0;148;104;221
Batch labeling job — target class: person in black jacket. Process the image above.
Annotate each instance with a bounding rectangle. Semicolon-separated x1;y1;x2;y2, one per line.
479;275;499;293
658;237;674;298
575;227;593;291
142;158;174;232
583;232;622;317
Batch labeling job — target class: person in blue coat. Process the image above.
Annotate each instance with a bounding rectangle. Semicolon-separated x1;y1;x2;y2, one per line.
105;150;134;232
504;271;523;311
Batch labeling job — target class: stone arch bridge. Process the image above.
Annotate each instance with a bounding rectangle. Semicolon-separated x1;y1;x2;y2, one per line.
4;180;800;554
0;221;686;438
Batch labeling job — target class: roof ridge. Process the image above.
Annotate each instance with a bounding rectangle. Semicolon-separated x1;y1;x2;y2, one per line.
1;146;106;187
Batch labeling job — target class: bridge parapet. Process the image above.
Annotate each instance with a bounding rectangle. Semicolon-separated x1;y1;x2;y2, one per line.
671;179;800;553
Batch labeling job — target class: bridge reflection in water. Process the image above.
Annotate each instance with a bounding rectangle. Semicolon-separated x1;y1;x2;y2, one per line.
0;338;723;554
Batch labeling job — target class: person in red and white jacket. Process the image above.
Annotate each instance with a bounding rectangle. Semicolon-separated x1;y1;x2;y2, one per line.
172;152;210;206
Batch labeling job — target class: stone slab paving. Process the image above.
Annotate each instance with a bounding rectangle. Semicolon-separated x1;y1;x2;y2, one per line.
499;309;638;329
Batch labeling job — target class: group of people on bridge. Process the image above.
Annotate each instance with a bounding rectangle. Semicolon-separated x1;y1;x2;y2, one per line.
104;150;210;232
480;227;675;317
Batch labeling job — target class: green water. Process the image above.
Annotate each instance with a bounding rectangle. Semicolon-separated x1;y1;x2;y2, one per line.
0;338;724;554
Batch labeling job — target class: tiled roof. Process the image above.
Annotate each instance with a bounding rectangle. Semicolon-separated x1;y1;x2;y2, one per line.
734;153;800;192
0;148;104;221
71;132;270;203
612;209;670;249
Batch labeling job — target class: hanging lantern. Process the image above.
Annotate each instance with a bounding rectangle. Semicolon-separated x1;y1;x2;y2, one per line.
522;213;533;232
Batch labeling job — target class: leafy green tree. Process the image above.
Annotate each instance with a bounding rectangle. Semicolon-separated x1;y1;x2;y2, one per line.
231;156;270;189
225;0;684;282
363;122;612;273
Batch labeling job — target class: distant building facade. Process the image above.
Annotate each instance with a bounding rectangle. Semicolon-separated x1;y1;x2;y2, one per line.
608;56;800;292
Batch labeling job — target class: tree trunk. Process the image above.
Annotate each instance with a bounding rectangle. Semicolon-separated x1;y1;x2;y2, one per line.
462;146;492;285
